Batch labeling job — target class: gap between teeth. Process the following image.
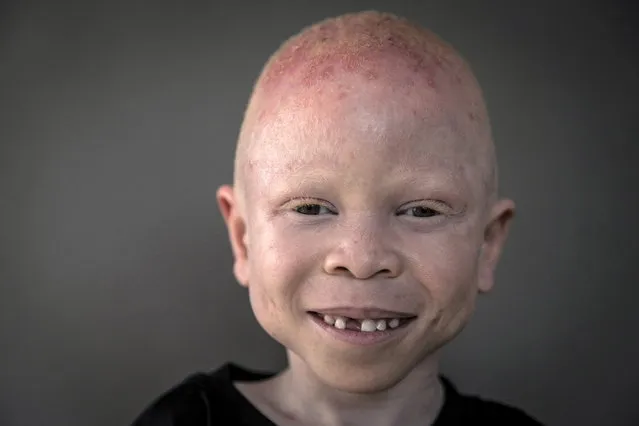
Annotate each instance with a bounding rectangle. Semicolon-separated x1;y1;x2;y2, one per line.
322;314;401;332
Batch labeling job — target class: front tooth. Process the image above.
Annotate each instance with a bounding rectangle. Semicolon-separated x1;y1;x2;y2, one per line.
388;318;400;329
360;319;377;332
323;315;336;325
376;319;387;331
334;317;347;330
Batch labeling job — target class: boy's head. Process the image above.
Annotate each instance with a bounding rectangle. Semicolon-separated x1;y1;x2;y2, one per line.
217;11;514;393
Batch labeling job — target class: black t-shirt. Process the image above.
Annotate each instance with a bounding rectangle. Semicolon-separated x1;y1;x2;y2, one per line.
131;363;544;425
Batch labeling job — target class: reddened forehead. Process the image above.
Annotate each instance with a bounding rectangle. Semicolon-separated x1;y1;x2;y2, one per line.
234;11;497;204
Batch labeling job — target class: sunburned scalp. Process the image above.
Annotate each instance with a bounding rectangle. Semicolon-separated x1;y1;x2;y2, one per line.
259;11;463;93
234;11;497;210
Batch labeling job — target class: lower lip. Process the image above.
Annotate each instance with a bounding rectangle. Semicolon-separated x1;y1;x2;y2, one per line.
308;313;414;346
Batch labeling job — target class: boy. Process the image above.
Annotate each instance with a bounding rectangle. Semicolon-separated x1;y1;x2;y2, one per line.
131;11;543;425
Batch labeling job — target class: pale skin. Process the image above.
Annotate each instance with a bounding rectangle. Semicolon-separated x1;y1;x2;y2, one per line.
216;11;515;426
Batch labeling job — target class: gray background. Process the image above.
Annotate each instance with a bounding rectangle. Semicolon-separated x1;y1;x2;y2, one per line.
1;1;638;425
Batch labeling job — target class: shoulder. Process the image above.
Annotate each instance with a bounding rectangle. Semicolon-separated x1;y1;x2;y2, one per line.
461;396;544;424
130;363;265;426
130;373;221;426
438;377;544;425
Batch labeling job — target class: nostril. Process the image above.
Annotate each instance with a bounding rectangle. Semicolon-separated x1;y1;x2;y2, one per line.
327;266;352;276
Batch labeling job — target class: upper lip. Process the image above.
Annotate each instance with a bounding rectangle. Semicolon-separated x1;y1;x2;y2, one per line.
309;307;417;319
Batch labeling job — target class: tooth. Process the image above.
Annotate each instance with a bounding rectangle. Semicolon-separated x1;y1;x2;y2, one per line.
323;315;335;325
389;318;400;329
360;319;377;332
376;319;387;331
334;317;347;330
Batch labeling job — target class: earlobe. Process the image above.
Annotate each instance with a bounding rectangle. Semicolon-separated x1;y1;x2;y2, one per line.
478;198;516;293
216;185;250;287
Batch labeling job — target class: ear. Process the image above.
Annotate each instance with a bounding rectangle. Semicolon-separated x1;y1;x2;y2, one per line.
477;198;516;293
216;185;250;287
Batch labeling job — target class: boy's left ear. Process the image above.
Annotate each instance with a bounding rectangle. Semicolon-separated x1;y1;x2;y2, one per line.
477;198;516;293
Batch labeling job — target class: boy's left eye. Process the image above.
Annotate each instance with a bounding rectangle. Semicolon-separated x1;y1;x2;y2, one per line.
399;206;440;218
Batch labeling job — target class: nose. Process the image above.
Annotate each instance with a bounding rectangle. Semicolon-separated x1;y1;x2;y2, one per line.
322;219;402;280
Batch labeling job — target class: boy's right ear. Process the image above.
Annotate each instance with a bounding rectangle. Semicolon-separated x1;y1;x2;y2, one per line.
216;185;250;287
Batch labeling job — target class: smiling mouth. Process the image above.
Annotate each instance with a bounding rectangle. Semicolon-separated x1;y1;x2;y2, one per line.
308;311;417;332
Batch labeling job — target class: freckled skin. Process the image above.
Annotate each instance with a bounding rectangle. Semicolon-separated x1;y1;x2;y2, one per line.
218;10;515;426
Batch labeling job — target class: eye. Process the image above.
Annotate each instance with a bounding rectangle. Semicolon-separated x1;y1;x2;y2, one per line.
294;203;334;215
398;205;442;218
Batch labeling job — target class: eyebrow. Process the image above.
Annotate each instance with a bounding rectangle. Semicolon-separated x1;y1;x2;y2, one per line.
261;165;470;201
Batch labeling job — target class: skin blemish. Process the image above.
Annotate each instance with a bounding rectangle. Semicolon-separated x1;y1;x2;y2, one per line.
342;55;359;72
257;109;268;123
401;76;416;88
407;51;425;70
321;65;335;79
365;69;379;80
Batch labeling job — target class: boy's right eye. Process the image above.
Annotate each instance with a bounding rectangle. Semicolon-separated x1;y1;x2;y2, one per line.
294;204;333;215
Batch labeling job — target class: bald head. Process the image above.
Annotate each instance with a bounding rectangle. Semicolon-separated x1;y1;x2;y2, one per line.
234;11;497;207
259;11;466;93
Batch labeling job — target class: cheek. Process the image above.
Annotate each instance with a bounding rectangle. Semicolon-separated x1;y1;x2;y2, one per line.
250;220;317;284
411;231;481;308
245;245;291;344
247;219;329;348
408;236;481;344
245;219;316;324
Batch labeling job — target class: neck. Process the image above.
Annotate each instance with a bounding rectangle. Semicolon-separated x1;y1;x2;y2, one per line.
270;351;444;426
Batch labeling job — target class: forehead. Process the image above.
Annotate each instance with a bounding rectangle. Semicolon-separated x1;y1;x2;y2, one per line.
245;82;477;197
